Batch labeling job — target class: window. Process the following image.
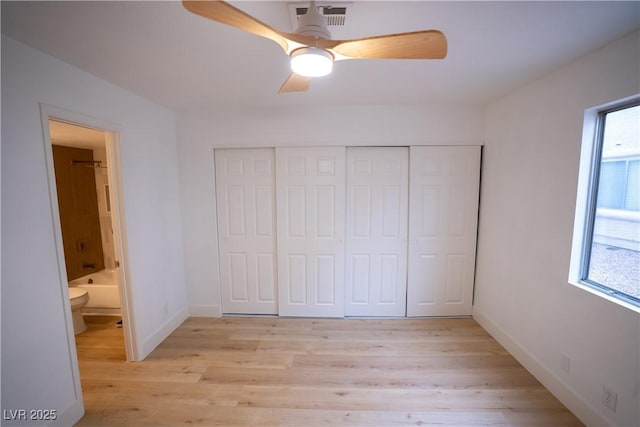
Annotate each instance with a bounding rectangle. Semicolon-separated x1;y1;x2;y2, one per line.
570;97;640;310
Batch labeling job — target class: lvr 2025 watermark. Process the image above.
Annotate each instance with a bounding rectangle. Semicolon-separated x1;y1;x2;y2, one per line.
3;409;57;421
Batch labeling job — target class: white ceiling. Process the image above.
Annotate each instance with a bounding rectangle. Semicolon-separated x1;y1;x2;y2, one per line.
2;1;639;111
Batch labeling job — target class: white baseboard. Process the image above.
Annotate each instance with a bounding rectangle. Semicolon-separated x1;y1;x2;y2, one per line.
138;308;189;360
472;309;610;427
189;304;222;317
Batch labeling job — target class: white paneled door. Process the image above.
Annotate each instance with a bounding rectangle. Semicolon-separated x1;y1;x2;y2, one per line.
215;149;277;315
276;147;346;317
407;146;480;317
345;147;409;316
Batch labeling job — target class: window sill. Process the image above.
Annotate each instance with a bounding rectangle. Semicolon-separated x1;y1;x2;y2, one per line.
569;280;640;314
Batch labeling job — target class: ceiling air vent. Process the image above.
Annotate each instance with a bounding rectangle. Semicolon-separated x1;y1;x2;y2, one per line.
288;2;351;29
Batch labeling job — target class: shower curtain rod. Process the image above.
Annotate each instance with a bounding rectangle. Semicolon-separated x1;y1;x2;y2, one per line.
71;160;107;168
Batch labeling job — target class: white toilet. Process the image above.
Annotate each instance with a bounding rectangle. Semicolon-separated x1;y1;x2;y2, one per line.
69;287;90;335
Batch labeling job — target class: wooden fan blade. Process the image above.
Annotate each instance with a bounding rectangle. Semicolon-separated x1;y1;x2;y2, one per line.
278;73;311;94
329;30;447;60
182;0;290;53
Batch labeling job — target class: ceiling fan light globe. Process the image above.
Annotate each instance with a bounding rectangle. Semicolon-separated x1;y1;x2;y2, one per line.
290;47;334;78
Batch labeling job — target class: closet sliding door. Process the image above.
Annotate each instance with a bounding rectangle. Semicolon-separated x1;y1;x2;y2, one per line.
215;149;277;315
345;147;409;316
276;147;346;317
407;146;480;317
214;146;480;318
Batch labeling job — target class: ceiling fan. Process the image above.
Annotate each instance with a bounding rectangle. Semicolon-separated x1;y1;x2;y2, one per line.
182;0;447;93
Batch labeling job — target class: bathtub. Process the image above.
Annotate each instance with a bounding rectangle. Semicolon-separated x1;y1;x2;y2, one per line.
69;269;121;316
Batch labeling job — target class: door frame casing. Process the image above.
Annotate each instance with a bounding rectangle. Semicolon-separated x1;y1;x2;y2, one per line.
40;104;137;361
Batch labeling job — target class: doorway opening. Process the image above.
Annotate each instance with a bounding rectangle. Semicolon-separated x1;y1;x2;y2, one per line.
41;106;136;363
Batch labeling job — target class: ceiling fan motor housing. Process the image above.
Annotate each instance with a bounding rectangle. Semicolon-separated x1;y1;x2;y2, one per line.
296;1;331;39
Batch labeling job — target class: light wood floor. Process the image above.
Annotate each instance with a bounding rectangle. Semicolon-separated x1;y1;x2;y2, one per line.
74;316;583;426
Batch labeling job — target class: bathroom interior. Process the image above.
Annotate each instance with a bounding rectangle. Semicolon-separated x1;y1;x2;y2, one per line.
49;119;124;351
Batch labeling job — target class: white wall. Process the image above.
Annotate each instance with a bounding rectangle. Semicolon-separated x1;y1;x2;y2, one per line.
1;36;188;425
177;105;485;316
474;31;640;427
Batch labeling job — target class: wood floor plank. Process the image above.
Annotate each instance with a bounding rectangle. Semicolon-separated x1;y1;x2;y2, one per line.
292;353;520;369
255;336;506;357
78;360;205;383
200;365;542;390
208;384;571;411
229;324;490;342
74;317;584;426
276;409;513;426
80;380;224;407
